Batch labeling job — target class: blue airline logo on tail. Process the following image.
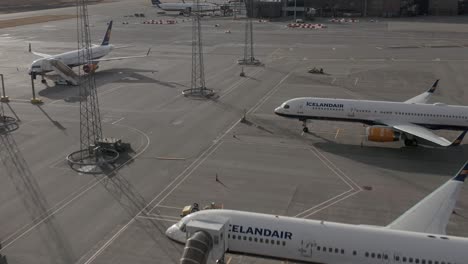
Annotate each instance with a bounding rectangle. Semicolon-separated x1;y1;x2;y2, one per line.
101;21;113;46
454;162;468;182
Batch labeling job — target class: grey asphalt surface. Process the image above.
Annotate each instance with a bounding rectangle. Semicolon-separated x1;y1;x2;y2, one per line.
0;1;468;263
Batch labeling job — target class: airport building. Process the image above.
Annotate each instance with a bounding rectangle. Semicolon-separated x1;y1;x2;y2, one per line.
248;0;467;18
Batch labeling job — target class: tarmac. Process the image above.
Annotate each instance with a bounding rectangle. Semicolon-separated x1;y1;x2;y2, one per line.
0;0;468;263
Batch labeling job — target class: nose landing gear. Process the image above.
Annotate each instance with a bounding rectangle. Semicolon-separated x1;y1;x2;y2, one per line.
301;119;309;133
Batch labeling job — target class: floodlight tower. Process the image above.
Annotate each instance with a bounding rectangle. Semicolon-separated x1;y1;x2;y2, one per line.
183;0;214;97
67;0;118;173
238;0;261;66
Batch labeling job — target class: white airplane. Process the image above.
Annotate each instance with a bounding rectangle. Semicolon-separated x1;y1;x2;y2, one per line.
167;162;468;264
28;21;151;85
151;0;219;15
274;80;468;147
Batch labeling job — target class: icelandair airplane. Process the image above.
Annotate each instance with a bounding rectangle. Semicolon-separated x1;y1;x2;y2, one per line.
28;21;150;85
274;80;468;147
151;0;218;14
167;162;468;264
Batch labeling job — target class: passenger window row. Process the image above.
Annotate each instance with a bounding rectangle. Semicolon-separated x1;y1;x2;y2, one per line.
227;234;286;246
316;245;345;255
364;252;389;260
312;107;344;111
394;112;467;119
394;255;452;264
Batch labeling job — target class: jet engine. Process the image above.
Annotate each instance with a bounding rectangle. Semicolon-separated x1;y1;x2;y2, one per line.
366;126;401;142
83;64;99;73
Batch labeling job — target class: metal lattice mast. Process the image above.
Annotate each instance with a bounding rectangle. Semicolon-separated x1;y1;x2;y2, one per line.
76;0;102;157
183;0;214;97
238;0;261;66
191;2;206;91
243;19;254;61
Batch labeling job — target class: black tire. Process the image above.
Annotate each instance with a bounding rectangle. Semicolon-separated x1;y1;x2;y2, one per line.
303;127;309;133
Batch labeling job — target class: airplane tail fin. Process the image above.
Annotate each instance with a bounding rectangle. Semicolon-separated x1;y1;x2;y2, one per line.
450;130;467;147
101;21;113;46
427;79;439;93
151;0;162;6
387;161;468;235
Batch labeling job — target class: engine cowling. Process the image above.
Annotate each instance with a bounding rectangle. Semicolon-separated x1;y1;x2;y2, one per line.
83;64;99;73
366;126;401;142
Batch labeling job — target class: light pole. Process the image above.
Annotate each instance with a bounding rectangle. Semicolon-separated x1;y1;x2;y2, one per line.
293;0;297;21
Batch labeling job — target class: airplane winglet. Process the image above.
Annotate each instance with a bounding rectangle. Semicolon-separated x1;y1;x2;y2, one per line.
453;162;468;182
28;43;32;53
450;130;467;147
428;79;439;93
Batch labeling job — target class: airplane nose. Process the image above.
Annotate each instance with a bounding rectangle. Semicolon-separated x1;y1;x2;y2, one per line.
165;224;186;243
274;107;282;115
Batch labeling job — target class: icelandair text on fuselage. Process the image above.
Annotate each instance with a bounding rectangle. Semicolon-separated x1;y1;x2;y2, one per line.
306;102;344;108
229;224;293;240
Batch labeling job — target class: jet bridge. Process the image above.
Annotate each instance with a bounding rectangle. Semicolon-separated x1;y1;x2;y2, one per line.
47;59;79;86
181;220;229;264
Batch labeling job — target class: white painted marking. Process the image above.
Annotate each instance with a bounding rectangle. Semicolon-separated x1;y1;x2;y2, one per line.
354;77;359;86
153;205;184;210
135;215;178;223
111;117;125;125
295;146;361;218
334;128;341;139
331;78;336;84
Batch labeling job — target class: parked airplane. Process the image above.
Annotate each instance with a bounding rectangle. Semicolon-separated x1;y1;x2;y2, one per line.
274;80;468;147
151;0;219;15
28;21;151;85
167;162;468;264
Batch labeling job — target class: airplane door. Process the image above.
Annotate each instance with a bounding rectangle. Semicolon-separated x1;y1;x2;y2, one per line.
347;105;355;117
297;103;304;114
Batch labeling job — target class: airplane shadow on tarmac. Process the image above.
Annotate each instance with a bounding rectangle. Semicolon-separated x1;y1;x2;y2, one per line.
250;116;468;176
37;68;187;101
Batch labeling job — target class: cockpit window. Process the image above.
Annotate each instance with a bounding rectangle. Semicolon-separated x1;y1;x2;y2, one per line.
284;104;290;109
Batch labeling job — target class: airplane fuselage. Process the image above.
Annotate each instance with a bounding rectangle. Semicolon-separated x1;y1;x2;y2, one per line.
167;209;468;264
29;44;113;75
275;97;468;131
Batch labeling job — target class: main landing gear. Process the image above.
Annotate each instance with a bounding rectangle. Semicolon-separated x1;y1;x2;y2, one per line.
301;119;309;133
41;74;46;84
404;139;418;147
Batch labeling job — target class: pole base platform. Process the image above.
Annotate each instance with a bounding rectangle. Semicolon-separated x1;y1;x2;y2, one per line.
237;58;263;66
0;115;19;133
67;148;119;174
30;98;43;104
0;96;9;103
182;88;215;98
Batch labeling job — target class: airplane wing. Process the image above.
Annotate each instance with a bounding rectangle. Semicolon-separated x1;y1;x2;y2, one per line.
31;51;53;58
383;121;453;147
29;43;53;58
92;48;151;63
387;162;468;234
404;80;439;104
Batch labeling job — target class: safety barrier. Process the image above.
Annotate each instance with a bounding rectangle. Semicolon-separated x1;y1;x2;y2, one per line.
287;23;326;29
142;19;178;25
